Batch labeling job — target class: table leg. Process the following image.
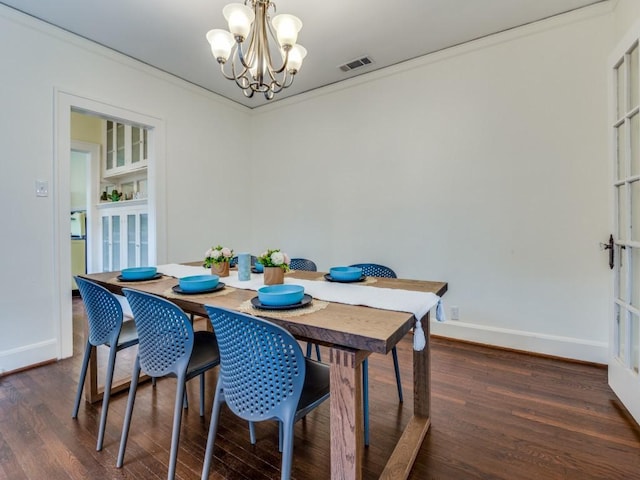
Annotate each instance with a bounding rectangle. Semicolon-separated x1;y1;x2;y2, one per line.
380;312;431;479
329;347;365;480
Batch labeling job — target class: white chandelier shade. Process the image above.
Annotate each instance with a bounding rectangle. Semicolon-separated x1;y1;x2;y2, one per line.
206;1;307;100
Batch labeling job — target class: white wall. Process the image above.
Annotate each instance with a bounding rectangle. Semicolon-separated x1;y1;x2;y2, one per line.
0;5;251;372
1;1;635;372
249;4;615;362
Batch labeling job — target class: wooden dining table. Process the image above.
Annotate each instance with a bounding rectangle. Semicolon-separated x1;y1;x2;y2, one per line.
79;267;447;480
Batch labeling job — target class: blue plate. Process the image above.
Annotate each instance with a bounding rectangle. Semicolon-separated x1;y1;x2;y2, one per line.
179;274;220;292
251;294;312;310
257;284;304;306
172;282;225;295
324;273;366;283
329;266;363;281
120;266;158;280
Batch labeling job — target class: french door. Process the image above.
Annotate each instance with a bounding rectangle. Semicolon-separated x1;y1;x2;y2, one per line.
611;36;640;425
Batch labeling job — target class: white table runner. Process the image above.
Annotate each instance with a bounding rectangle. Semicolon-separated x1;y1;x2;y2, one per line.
157;264;445;350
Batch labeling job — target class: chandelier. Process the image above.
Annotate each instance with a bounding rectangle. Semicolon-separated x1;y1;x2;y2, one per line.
206;1;307;100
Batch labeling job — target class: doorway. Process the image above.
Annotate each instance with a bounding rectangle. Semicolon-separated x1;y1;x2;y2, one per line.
54;90;167;360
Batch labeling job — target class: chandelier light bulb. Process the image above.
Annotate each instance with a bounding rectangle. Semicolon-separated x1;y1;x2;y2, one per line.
223;3;254;40
206;29;235;62
286;44;307;73
272;14;302;48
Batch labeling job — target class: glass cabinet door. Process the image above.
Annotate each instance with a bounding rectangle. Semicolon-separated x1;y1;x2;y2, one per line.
127;213;137;268
111;215;121;271
140;213;149;266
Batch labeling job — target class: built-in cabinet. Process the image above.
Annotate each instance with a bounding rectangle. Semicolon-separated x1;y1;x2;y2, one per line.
99;202;149;271
103;121;147;178
97;119;150;272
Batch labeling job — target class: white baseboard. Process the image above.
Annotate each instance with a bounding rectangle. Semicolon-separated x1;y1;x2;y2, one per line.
431;320;608;364
0;339;58;374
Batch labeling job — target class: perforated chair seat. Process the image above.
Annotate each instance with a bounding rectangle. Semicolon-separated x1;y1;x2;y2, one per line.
202;305;330;480
106;320;138;349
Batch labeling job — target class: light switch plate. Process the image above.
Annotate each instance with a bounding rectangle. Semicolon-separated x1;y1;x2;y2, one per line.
35;180;48;197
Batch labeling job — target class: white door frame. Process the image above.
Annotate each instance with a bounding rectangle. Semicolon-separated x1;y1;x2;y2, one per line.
54;90;167;360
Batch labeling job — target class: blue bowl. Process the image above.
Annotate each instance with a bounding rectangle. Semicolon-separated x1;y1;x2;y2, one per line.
329;266;363;281
254;261;264;272
179;274;219;292
258;284;304;306
120;266;157;280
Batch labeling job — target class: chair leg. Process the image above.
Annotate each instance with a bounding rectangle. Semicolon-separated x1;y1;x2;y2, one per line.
315;344;322;362
117;356;141;468
362;358;370;447
168;376;187;480
202;382;224;480
200;374;205;417
280;418;295;480
305;342;312;358
249;422;256;445
97;343;118;451
72;341;92;419
391;346;403;403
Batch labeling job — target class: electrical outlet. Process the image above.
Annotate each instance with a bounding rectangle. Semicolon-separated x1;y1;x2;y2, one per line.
35;180;48;197
450;306;459;320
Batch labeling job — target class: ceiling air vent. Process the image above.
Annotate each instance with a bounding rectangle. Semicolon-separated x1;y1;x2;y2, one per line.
339;56;374;72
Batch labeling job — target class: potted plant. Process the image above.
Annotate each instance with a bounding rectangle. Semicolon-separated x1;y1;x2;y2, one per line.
257;248;291;285
204;245;234;277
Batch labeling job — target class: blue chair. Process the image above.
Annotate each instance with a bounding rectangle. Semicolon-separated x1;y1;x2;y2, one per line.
230;254;257;267
288;258;322;361
117;289;220;480
349;263;403;446
202;306;330;480
72;276;139;451
289;258;317;272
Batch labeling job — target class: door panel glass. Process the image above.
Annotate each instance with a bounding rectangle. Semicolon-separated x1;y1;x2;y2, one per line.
102;216;109;271
127;214;137;267
132;127;140;164
619;309;628;364
618;185;628;240
631;182;640;242
617;123;626;181
106;121;114;170
618;245;629;303
116;123;125;167
112;215;120;271
140;213;148;266
631;114;639;176
632;313;640;373
617;63;625;118
633;248;640;306
631;44;639;110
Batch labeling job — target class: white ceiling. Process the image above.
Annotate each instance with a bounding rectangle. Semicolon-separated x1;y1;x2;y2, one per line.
1;0;604;108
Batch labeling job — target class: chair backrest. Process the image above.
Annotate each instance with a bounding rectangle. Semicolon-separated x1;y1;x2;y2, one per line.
123;289;194;378
205;305;306;422
289;258;317;271
75;276;124;346
349;263;397;278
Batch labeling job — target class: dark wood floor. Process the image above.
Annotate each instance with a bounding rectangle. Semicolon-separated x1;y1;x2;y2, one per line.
1;299;639;479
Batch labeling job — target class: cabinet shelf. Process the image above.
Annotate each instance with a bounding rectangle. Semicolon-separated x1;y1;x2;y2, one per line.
97;199;147;210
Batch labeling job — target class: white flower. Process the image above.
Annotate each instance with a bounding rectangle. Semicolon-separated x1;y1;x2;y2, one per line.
211;249;222;259
283;253;291;265
221;247;232;258
271;251;285;265
205;248;213;258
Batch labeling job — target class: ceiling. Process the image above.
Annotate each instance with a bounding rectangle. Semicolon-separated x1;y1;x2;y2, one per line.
1;0;605;109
